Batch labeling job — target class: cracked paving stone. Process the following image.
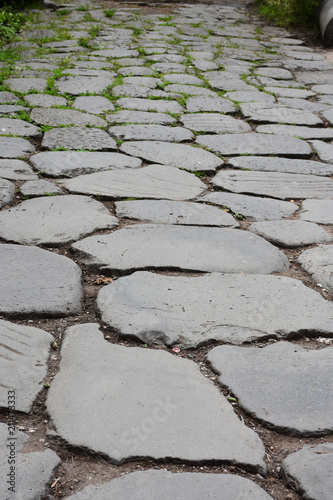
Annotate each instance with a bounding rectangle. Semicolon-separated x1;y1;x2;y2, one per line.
46;323;266;471
109;124;194;142
20;180;63;197
207;342;333;436
186;96;236;113
66;470;273;500
0;136;35;158
180;113;251;134
212;171;333;199
300;199;333;224
0;195;118;246
24;94;67;107
120;141;222;172
249;220;333;247
0;178;14;207
0;118;41;138
30;108;107;128
240;102;323;126
256;124;333;140
107;110;177;125
72;224;289;275
115;200;238;227
298;245;333;293
97;272;333;348
30;151;142;177
62;164;205;200
0;424;61;500
42;127;117;151
0;159;37;181
56;76;114;95
0;245;82;316
4;77;47;93
282;443;333;500
0;319;53;412
228;156;333;176
72;96;115;114
115;98;184;114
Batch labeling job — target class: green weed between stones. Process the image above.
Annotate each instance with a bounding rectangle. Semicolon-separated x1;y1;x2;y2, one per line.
104;9;115;19
256;0;319;29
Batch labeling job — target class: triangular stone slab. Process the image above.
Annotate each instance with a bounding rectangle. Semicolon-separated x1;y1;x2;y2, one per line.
47;323;266;471
298;245;333;293
300;200;333;224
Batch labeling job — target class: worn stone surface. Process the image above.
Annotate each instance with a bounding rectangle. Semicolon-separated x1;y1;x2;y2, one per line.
20;180;63;197
249;220;333;247
56;76;113;95
107;110;176;125
72;225;289;274
0;136;35;158
72;96;115;114
256;124;333;140
212;171;333;200
98;272;332;347
311;140;333;164
0;117;41;138
109;124;193;142
207;342;333;436
301;199;333;224
0;159;37;180
0;195;118;246
225;91;275;103
240;103;323;125
228;156;333;176
115;98;184;114
115;200;238;227
264;87;315;99
47;323;266;470
0;104;26;114
255;67;293;79
298;245;333;293
42;127;117;151
282;443;333;500
0;245;82;316
30;108;107;127
0;320;52;412
66;470;273;500
0;91;19;103
120;141;222;171
186;96;236;113
24;94;67;107
4;77;47;93
0;178;14;207
180;113;251;133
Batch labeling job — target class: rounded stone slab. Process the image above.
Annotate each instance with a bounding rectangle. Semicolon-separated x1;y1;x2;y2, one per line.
66;470;273;500
0;91;19;104
30;151;142;177
0;136;35;158
240;103;323;126
162;73;203;85
0;104;26;114
20;179;63;197
98;272;333;348
0;178;14;208
30;108;107;127
72;225;289;275
62;165;205;201
120;141;222;172
0;195;118;246
0;117;41;138
0;159;37;180
42;127;117;151
72;96;115;114
255;67;293;80
298;245;333;293
180;113;251;134
207;342;333;436
249;220;333;247
225;91;275;104
212;171;333;200
56;76;113;95
109;124;194;142
115;98;184;114
0;319;53;412
46;323;265;471
4;77;47;93
164;84;217;98
282;443;333;500
108;110;176;125
24;94;67;107
0;245;82;317
186;96;236;113
200;192;297;221
256;124;333;140
228;156;333;176
301;199;333;224
264;87;315;99
115;200;238;227
311;140;333;164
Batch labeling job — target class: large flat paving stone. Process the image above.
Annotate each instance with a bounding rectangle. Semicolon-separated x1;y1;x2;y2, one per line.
72;225;289;274
115;98;184;114
24;93;67;107
249;220;333;247
20;179;63;197
30;151;142;177
4;77;47;93
66;470;273;500
0;91;19;103
72;96;115;114
301;199;333;224
0;178;14;208
228;156;333;176
298;245;333;293
97;272;333;347
0;118;41;138
46;323;266;471
0;319;52;412
120;141;223;172
311;140;333;164
256;124;333;140
0;195;118;246
107;110;177;125
42;127;117;151
212;171;333;200
109;124;193;142
62;165;205;200
207;342;333;436
115;200;238;227
56;76;113;95
240;103;323;125
30;108;107;127
0;159;37;180
0;137;35;158
186;96;236;113
180;113;251;133
0;245;82;316
0;424;61;500
282;443;333;500
196;133;312;157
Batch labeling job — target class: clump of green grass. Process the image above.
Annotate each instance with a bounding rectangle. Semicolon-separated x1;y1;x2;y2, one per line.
0;9;24;40
256;0;319;28
104;9;115;19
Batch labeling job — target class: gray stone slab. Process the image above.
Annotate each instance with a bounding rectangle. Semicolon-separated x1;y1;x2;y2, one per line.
107;110;177;125
56;76;113;95
264;87;315;99
298;245;333;293
24;94;67;107
62;165;205;200
151;62;187;73
98;272;333;348
0;424;61;500
321;108;333;126
0;159;37;180
109;125;193;142
225;91;275;103
118;66;155;76
163;84;217;98
42;127;117;151
278;97;331;112
30;151;142;178
285;51;326;61
0;245;82;316
0;136;35;158
0;105;26;114
256;124;333;140
20;180;63;197
255;67;293;80
120;141;222;172
0;91;19;104
249;220;333;247
212;170;333;200
91;49;139;58
47;323;266;470
0;117;41;138
162;73;203;85
0;319;52;412
122;76;162;88
206;72;252;91
296;70;333;85
229;156;333;176
0;195;118;246
310;140;333;164
240;103;323;125
301;199;333;224
282;443;333;500
186;96;236;113
115;200;238;227
112;84;166;99
72;96;115;114
66;470;273;500
180;113;251;134
207;342;333;436
312;84;333;94
115;98;184;114
30;108;106;127
4;78;47;93
72;225;288;275
0;178;14;207
196;133;312;157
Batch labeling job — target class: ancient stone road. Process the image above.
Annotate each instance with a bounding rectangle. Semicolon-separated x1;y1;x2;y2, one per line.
0;1;333;499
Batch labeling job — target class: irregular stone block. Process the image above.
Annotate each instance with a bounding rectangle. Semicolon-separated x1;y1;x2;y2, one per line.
20;180;63;197
109;124;193;142
56;76;113;95
311;139;333;164
186;96;236;113
0;178;14;207
300;199;333;224
0;137;35;158
42;127;117;151
0;159;37;180
180;113;251;133
115;98;184;113
4;78;47;93
228;156;333;176
30;108;107;127
249;220;333;247
107;110;176;125
72;96;115;114
256;124;333;140
24;94;67;107
298;245;333;292
240;103;323;125
0;118;41;138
